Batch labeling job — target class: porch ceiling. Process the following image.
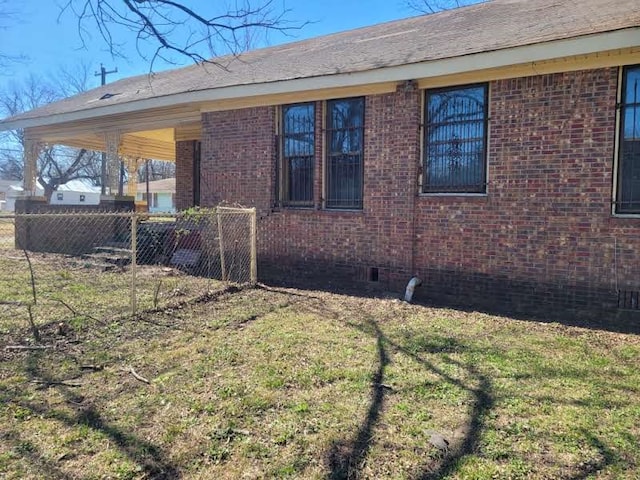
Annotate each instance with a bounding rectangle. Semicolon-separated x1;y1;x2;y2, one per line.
59;132;177;162
25;110;202;162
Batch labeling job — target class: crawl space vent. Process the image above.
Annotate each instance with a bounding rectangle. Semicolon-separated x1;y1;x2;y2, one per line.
618;290;640;310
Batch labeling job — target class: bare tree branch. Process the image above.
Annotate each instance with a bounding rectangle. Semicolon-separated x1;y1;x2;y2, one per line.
0;72;102;196
58;0;308;69
0;0;27;69
137;159;175;182
406;0;485;14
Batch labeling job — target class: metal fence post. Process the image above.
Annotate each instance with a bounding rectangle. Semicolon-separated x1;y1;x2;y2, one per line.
131;212;137;316
250;207;257;284
217;208;227;282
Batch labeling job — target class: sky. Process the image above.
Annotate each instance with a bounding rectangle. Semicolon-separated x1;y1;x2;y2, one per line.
0;0;426;91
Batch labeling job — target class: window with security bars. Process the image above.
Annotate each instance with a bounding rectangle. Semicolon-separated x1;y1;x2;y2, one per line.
281;103;315;206
616;65;640;214
326;97;364;209
423;84;488;193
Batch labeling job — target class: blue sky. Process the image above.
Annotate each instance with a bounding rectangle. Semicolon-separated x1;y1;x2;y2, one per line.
1;0;424;90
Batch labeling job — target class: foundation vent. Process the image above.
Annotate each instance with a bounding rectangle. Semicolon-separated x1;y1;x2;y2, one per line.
618;290;640;310
368;267;379;282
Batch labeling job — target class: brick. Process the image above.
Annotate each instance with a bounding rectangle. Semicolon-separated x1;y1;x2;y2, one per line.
174;68;640;317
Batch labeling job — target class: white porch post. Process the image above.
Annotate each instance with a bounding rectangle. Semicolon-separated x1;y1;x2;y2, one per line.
104;131;121;196
23;139;43;196
124;156;141;197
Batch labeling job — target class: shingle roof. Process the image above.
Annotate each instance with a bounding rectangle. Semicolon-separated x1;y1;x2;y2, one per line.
3;0;639;125
135;178;176;193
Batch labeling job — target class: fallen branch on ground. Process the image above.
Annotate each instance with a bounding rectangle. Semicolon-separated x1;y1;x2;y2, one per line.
128;366;150;384
374;383;395;391
80;364;104;371
32;379;82;388
5;345;52;351
54;299;104;324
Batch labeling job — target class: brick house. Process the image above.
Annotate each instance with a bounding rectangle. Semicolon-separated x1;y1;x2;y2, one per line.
1;0;639;316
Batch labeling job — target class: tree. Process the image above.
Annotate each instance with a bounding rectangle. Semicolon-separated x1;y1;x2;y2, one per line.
59;0;306;69
406;0;485;14
137;160;175;183
0;68;102;200
0;0;25;69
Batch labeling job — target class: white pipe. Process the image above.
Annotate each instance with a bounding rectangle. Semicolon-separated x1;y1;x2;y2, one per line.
404;277;422;303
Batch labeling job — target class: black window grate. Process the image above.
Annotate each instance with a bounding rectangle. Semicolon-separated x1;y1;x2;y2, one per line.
326;98;364;210
616;65;640;214
281;103;315;206
618;289;640;310
424;84;488;194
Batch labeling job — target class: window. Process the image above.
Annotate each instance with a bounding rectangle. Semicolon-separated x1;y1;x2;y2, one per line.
616;65;640;214
56;193;63;201
280;103;315;206
423;84;488;193
142;192;158;208
326;97;364;209
79;194;86;202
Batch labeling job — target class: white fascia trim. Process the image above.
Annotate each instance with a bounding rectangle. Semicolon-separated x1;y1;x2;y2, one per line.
3;27;639;131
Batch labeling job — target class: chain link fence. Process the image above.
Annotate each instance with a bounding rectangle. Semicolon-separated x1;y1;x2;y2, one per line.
0;208;256;332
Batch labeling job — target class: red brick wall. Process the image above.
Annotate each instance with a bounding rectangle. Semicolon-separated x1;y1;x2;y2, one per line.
176;140;195;210
265;85;420;286
189;67;640;315
200;106;276;210
413;67;640;312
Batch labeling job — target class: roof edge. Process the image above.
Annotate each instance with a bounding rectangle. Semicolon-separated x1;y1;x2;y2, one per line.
2;26;639;132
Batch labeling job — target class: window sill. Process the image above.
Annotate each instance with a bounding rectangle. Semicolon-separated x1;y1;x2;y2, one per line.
271;206;314;214
278;205;315;210
419;192;488;198
271;206;364;214
611;212;640;219
324;209;364;213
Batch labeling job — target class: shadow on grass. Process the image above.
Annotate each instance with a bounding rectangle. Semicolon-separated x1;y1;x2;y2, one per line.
259;276;640;335
376;332;494;480
7;350;182;479
565;430;620;480
1;430;76;480
327;320;389;479
314;301;495;480
307;296;623;479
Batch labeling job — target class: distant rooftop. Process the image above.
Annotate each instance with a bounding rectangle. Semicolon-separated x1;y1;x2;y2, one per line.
135;178;176;193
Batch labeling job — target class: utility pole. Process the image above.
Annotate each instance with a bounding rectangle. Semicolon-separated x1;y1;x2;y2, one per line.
95;64;118;195
95;64;118;87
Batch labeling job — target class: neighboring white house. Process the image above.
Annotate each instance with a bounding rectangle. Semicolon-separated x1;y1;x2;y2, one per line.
135;178;176;213
4;184;42;211
0;180;21;211
50;179;101;206
4;179;101;211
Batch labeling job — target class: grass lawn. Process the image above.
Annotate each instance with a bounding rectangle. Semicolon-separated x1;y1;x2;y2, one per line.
1;279;639;478
0;216;14;247
0;249;218;321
